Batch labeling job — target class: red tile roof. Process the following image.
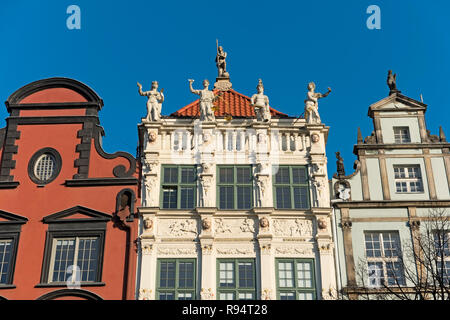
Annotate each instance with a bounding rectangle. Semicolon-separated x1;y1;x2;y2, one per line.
170;89;288;118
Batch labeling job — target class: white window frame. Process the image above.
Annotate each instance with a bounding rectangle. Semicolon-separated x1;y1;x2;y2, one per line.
393;126;411;144
34;153;56;181
394;165;424;193
364;231;405;287
434;231;450;284
48;236;99;283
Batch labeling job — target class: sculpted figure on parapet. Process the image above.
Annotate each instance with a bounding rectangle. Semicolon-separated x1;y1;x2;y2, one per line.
188;79;216;121
138;81;164;121
251;79;271;122
304;82;331;124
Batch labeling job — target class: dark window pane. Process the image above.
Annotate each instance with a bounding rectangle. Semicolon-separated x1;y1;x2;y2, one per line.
275;167;290;184
292;167;307;184
276;187;291;209
52;239;75;282
181;168;195;184
180;187;195;209
0;239;14;284
77;237;99;282
293;187;308;209
219;168;234;184
164;168;178;183
238;262;254;288
162;188;177;209
159;292;175;300
179;262;194;288
219;186;234;209
236;167;251;184
237;186;252;209
160;261;176;288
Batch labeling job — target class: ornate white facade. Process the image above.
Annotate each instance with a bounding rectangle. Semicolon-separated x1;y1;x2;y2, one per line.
136;58;337;300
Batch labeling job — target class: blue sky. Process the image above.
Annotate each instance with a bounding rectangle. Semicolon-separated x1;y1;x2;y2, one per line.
1;0;449;175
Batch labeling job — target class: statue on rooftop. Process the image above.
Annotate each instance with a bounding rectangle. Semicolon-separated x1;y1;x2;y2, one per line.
188;79;216;121
336;151;346;177
216;39;229;78
137;81;164;121
251;79;271;122
304;82;331;124
387;70;399;95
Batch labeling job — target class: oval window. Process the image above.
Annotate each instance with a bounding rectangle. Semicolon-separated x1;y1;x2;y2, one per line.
28;148;62;185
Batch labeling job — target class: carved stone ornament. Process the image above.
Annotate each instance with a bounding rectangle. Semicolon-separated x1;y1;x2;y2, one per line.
275;246;314;256
157;247;197;255
201;244;213;255
240;218;255;233
216;247;254;255
200;288;215;300
322;287;337;300
311;134;320;143
259;217;270;229
148;130;157;143
261;289;272;300
317;217;327;230
202;218;212;231
273;219;313;237
143;218;153;230
138;288;152;300
168;219;198;237
214;218;232;234
141;242;153;255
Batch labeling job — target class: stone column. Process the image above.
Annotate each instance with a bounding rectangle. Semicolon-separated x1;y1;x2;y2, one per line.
255;210;275;300
137;208;158;300
197;208;216;300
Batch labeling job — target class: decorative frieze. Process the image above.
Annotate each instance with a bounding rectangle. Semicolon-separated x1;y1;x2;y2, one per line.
272;219;313;237
157;247;198;256
274;246;314;256
158;219;198;237
216;247;254;255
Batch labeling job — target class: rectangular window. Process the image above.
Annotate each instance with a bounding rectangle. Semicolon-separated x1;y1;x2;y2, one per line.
394;165;424;193
434;231;450;285
217;166;253;210
217;259;256;300
156;259;196;300
394;127;411;143
161;166;197;209
276;259;316;300
0;238;14;284
364;231;405;287
273;166;309;209
48;236;100;283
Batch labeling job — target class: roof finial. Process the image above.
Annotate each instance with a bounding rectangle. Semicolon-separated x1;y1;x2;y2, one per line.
440;126;447;142
357;127;363;144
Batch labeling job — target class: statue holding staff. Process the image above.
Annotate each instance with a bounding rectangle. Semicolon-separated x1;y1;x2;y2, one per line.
215;39;229;78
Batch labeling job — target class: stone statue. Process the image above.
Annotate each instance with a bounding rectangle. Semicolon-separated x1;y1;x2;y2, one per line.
137;81;164;121
216;39;229;78
336;151;345;177
188;79;216;121
387;70;398;95
304;82;331;124
251;79;271;122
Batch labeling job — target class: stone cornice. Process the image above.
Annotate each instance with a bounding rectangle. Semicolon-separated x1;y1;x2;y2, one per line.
334;200;450;209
